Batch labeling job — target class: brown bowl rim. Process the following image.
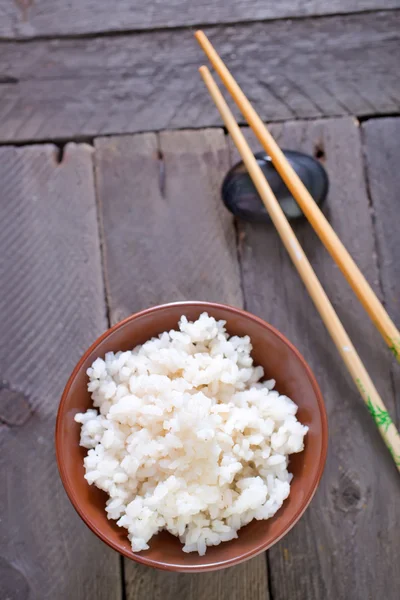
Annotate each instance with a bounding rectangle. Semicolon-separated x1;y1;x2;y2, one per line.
55;301;328;572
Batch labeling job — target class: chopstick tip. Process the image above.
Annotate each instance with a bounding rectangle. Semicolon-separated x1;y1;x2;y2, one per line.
194;30;204;40
198;66;210;80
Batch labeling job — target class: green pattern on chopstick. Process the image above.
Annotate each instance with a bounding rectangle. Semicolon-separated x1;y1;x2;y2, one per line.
356;378;366;396
365;397;393;432
356;379;393;432
389;337;400;361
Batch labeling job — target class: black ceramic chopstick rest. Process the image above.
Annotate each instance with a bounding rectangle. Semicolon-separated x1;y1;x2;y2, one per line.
221;150;329;223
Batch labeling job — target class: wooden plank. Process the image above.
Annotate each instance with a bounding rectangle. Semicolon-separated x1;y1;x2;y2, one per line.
124;556;269;600
230;118;400;599
1;11;399;142
0;143;120;600
94;129;242;324
362;118;400;415
0;0;399;39
95;129;270;600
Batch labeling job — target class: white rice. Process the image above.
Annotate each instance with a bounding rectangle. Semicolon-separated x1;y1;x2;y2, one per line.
75;313;308;555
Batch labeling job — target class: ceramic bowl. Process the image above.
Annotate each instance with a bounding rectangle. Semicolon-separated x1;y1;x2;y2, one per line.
56;301;328;572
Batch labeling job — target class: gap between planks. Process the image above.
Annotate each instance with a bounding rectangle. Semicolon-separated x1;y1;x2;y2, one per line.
3;114;400;150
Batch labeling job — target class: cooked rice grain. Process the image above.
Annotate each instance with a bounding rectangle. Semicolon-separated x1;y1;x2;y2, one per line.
75;313;308;555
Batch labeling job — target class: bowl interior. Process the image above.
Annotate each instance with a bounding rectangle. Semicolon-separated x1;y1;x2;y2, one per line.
56;302;327;572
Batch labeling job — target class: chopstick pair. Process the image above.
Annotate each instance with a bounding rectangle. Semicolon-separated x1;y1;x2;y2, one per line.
195;31;400;472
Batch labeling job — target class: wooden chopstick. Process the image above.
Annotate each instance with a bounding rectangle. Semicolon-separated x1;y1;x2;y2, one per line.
195;30;400;365
198;65;400;472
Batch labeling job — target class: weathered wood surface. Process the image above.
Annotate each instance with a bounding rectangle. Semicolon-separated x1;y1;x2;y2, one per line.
95;128;270;600
0;119;399;599
94;129;242;324
362;118;400;417
230;118;400;598
0;144;120;600
1;0;399;39
125;554;269;600
1;11;399;143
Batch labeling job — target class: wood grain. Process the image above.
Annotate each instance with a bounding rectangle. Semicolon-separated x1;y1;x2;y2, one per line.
0;0;399;39
94;129;242;324
124;555;269;600
0;144;120;600
362;118;400;420
230;118;400;599
95;128;270;599
1;11;399;142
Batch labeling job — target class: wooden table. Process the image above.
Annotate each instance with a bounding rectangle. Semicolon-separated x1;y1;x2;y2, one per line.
0;2;399;599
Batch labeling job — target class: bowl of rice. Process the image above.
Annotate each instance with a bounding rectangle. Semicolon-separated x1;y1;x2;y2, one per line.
56;301;327;572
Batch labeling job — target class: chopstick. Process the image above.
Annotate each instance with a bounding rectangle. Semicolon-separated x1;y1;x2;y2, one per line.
198;65;400;472
195;31;400;365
